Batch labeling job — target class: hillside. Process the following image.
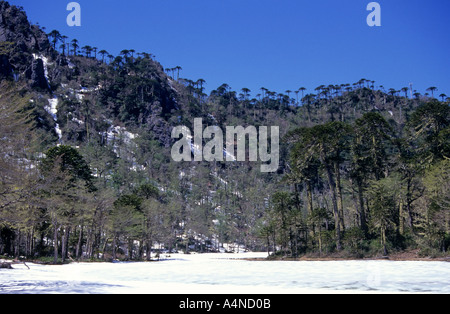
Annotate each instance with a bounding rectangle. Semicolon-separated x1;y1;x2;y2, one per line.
0;1;448;262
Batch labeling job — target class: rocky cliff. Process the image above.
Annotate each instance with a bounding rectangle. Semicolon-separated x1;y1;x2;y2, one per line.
0;1;50;88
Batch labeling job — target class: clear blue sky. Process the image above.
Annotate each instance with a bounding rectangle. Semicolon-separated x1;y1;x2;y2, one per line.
9;0;450;98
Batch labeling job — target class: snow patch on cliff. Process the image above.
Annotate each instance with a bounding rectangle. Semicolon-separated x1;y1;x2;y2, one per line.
45;97;62;141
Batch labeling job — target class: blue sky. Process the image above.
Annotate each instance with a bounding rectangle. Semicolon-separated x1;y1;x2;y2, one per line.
9;0;450;98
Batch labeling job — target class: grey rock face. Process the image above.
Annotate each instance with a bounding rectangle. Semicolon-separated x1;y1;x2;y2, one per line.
30;57;48;90
0;1;50;82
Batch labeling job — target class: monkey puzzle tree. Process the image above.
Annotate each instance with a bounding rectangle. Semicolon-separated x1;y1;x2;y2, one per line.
135;183;161;260
71;39;79;56
40;145;94;263
98;50;108;63
286;127;321;217
175;66;182;80
366;176;400;256
426;87;438;98
269;191;297;255
241;88;251;100
401;87;409;98
350;112;393;235
110;193;143;260
47;29;62;50
422;159;450;252
288;122;352;251
286;127;322;250
120;49;130;58
299;87;306;99
81;45;93;58
407;100;450;163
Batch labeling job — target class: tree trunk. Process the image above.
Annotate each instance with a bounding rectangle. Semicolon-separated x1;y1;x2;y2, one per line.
138;240;144;260
101;238;108;261
325;164;341;251
76;225;83;259
272;230;276;254
53;224;58;264
112;235;117;260
357;182;368;236
306;182;313;215
86;229;94;259
146;238;152;261
14;230;20;259
304;182;316;247
399;199;405;236
289;229;295;257
406;178;415;233
381;225;387;256
95;232;101;259
61;227;68;263
128;238;133;260
318;225;323;256
335;162;345;233
26;229;32;257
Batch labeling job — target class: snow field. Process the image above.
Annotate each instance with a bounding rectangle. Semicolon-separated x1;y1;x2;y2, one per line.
1;253;449;294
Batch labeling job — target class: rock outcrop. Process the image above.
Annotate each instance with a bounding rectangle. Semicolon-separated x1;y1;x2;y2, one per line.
0;1;49;52
30;57;48;89
0;0;50;87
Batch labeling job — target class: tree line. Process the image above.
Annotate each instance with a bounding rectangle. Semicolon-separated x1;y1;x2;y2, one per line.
47;28;450;109
261;100;449;257
1;74;448;262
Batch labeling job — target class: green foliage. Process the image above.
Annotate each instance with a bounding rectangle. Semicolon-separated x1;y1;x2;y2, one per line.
41;145;94;189
98;54;177;124
136;183;160;200
421;159;450;251
352;112;392;180
1;2;449;261
280;101;449;258
407;100;450;162
343;227;366;257
114;193;142;210
366;176;400;255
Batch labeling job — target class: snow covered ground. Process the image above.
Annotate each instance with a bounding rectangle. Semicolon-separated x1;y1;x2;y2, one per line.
45;97;62;140
0;253;449;294
106;125;137;145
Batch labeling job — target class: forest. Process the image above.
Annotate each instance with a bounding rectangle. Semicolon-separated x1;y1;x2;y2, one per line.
0;1;448;263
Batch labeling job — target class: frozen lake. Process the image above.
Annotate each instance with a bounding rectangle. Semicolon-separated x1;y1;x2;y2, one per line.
1;253;449;294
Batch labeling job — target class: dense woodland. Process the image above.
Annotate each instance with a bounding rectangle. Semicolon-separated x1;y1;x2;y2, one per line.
0;2;448;263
